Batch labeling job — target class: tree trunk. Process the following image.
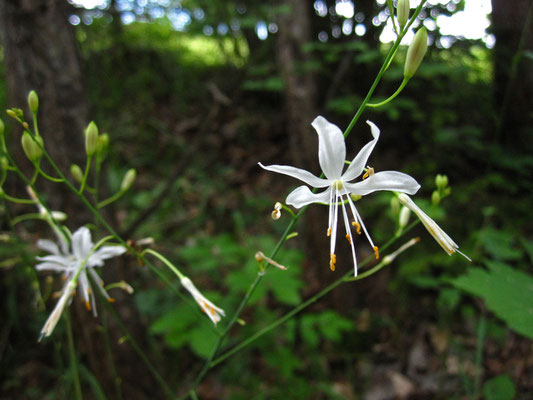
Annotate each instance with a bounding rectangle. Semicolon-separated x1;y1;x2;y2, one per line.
491;0;533;147
0;0;87;177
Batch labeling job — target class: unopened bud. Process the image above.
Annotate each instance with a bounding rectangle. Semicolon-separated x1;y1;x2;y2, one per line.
431;190;441;206
28;90;39;113
70;164;84;182
96;133;109;155
397;0;410;29
435;174;448;190
399;206;411;229
85;121;99;157
0;157;8;171
21;132;43;162
6;109;18;120
51;211;68;222
404;27;428;79
120;168;136;191
0;118;4;136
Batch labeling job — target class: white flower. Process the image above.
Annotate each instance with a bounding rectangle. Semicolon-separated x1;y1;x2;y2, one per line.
38;280;76;341
259;116;420;275
397;193;471;260
36;226;127;316
180;277;225;325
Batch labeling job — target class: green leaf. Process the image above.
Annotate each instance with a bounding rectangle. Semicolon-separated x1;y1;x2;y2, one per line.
451;261;533;339
188;325;219;359
483;375;516;400
478;229;522;261
520;238;533;264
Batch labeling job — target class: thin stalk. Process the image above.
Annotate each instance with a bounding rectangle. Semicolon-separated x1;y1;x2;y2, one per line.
1;193;35;205
474;314;487;398
343;0;426;138
97;190;125;208
66;310;83;400
210;223;419;369
79;156;92;194
101;299;177;400
367;78;409;107
101;310;123;400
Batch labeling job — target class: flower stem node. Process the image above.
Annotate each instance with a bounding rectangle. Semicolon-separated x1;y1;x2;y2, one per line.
85;121;99;157
259;116;420;276
404;27;428;80
120;169;136;191
28;90;39;114
397;0;410;29
21;132;43;163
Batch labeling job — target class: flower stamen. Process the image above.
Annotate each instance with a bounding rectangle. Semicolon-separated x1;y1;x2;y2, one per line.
327;227;332;236
373;246;380;260
362;166;374;180
345;234;352;244
329;253;336;271
352;221;361;234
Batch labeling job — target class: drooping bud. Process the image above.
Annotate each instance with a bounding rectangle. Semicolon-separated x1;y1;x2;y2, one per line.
28;91;39;114
21;132;43;162
85;121;99;157
50;211;68;222
397;0;410;29
435;174;448;190
120;168;136;191
70;164;84;183
404;27;428;79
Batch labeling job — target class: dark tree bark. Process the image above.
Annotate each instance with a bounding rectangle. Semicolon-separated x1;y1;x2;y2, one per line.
491;0;533;147
0;0;87;175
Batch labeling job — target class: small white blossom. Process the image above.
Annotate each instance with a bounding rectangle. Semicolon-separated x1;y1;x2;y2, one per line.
397;194;470;260
36;227;127;317
38;280;76;341
259;116;420;275
180;277;225;325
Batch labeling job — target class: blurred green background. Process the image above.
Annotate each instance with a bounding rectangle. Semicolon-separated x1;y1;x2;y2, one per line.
1;0;532;399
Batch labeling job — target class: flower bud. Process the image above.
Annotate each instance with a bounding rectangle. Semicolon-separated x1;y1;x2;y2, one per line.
85;121;99;157
0;157;9;171
350;193;362;202
397;0;410;29
51;211;68;222
404;27;428;79
96;133;109;155
399;206;411;229
28;90;39;113
120;168;136;191
431;190;441;206
70;164;84;183
435;174;448;190
21;132;43;162
0;118;4;136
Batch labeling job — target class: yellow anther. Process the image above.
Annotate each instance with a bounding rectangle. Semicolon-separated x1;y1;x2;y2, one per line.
345;234;352;244
373;246;380;260
85;301;91;311
329;253;336;271
352;221;361;234
362;166;374;180
108;297;116;303
327;227;332;237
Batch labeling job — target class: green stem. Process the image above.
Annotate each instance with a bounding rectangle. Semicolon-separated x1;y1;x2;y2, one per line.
189;390;199;400
101;298;177;400
142;249;185;280
97;190;125;208
37;166;65;182
101;310;123;400
342;0;427;138
367;77;409;107
10;212;45;225
209;223;418;369
79;156;92;194
474;314;487;397
1;193;35;205
66;310;83;400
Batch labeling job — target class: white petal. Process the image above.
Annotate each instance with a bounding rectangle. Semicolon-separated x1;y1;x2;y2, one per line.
312;116;346;180
342;120;380;182
35;262;71;272
37;239;60;255
89;246;126;266
258;163;330;188
285;186;332;208
72;227;93;260
36;255;73;268
344;171;420;196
